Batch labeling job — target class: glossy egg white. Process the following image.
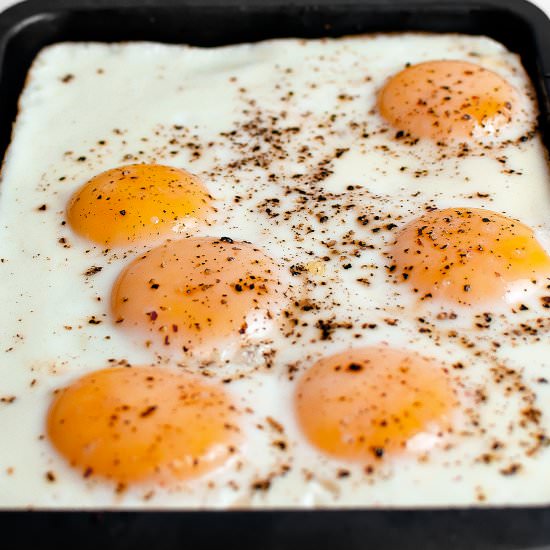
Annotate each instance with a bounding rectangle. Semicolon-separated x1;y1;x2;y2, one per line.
1;33;550;508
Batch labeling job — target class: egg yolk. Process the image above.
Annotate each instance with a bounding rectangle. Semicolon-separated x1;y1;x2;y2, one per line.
47;366;239;485
67;164;212;246
112;237;284;352
295;347;455;462
378;60;518;142
389;208;550;305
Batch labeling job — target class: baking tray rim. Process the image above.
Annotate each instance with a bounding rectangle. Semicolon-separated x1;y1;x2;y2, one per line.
1;0;550;546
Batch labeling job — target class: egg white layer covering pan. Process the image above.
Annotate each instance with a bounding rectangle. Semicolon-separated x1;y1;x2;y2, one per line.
0;1;550;549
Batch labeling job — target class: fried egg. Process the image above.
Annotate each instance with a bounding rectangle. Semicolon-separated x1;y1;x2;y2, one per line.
67;163;214;246
1;33;550;509
389;207;550;306
378;60;522;144
295;347;457;462
48;366;240;486
111;237;286;355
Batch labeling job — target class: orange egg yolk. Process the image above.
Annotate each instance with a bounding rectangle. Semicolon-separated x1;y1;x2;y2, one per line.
295;347;455;462
378;60;518;142
67;164;212;246
47;366;239;485
389;208;550;306
111;237;284;352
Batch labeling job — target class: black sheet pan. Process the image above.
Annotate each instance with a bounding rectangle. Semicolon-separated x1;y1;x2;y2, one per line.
1;1;550;548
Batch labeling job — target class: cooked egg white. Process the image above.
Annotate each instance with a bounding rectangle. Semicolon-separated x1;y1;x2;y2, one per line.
1;33;550;508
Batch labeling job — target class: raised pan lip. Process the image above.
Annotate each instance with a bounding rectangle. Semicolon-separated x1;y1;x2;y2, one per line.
0;0;549;527
0;0;549;95
0;0;548;59
0;0;549;105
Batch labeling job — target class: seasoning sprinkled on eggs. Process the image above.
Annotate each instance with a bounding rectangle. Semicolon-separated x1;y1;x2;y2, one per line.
111;237;286;354
378;60;519;144
0;33;549;507
388;208;550;306
295;347;457;462
67;164;213;246
47;366;240;485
